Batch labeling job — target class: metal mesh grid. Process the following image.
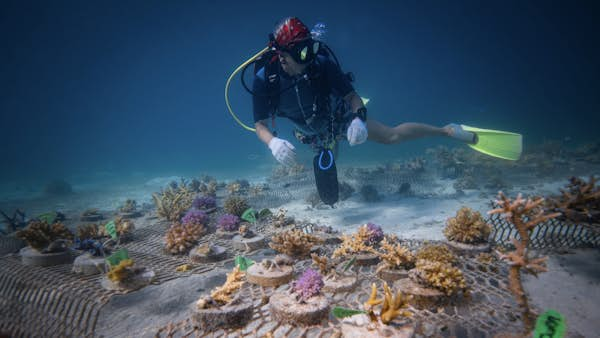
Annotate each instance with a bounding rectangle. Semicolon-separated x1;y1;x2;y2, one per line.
153;242;525;338
0;218;283;338
2;208;597;337
487;212;600;249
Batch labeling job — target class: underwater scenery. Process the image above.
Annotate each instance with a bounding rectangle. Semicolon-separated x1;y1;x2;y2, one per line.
1;1;599;337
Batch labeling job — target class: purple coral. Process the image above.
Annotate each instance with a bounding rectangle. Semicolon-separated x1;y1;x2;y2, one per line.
365;222;384;245
192;195;216;210
181;210;208;227
217;214;240;231
292;268;324;301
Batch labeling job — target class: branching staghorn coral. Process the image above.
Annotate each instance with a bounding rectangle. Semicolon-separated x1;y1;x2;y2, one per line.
547;176;600;225
377;237;415;270
364;282;411;325
223;196;249;217
16;220;74;251
410;259;467;296
164;221;205;254
489;192;560;333
415;244;457;265
444;206;491;243
196;266;245;309
311;253;335;275
333;233;378;258
269;229;322;258
357;223;384;246
152;182;195;222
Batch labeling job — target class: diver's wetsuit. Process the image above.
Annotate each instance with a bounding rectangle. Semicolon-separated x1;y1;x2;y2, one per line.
252;55;355;148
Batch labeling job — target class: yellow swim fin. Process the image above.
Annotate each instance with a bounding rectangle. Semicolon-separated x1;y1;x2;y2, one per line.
447;124;522;161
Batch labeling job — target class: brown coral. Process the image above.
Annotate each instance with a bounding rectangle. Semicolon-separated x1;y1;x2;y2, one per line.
488;192;560;332
107;259;135;282
547;176;600;225
269;229;322;258
16;220;74;251
223;196;249;217
410;259;467;296
152;182;195;221
77;223;100;240
311;253;335;275
415;244;457;265
165;222;205;254
377;237;415;270
444;206;491;243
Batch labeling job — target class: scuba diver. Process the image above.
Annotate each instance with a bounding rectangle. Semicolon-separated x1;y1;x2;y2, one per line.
225;17;522;206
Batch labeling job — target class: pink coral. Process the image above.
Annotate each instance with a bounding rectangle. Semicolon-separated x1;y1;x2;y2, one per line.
292;268;324;301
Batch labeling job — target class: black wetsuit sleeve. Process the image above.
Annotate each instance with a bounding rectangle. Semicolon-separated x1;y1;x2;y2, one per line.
323;58;354;97
252;70;271;123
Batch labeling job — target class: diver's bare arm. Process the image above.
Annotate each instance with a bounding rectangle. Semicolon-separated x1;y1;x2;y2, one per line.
344;91;365;114
255;120;274;145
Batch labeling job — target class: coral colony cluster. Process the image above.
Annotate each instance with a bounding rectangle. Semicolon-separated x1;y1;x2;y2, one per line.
217;214;240;231
444;206;491;243
269;229;322;258
291;268;324;302
7;163;600;338
192;195;217;210
16;220;74;252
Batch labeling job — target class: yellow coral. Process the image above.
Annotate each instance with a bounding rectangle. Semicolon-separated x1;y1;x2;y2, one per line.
332;233;377;258
210;266;245;305
416;244;457;265
413;259;467;296
364;282;411;325
107;259;134;282
269;229;322;257
378;237;415;270
444;207;491;243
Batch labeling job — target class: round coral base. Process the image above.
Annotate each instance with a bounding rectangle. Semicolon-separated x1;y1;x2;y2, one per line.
191;300;253;332
246;263;294;287
269;292;330;326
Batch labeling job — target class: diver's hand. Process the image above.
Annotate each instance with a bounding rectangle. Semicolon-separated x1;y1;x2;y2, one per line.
268;137;297;166
347;117;368;146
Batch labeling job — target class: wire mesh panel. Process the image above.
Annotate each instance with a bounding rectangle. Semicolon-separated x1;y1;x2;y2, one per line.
488;212;600;249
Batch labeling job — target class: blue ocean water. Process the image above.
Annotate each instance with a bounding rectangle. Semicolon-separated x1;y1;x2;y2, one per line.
1;0;599;189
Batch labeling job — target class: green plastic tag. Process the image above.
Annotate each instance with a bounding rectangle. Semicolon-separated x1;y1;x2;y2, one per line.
37;211;57;224
106;248;129;267
332;306;366;319
534;309;566;338
241;208;257;224
104;220;117;240
343;257;357;272
258;208;272;219
234;255;255;271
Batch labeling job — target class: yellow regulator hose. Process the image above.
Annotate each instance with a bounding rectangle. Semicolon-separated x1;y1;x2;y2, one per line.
224;46;270;132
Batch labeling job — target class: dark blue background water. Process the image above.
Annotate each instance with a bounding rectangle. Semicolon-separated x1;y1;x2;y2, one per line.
2;0;599;186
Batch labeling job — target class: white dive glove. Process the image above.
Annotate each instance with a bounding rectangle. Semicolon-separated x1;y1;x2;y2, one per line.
347;117;368;146
268;137;296;166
